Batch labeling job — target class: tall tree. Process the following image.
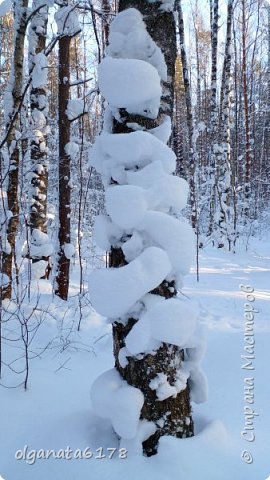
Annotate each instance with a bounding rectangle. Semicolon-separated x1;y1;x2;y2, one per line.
176;0;198;230
89;1;206;457
54;1;80;300
28;0;52;278
1;0;29;299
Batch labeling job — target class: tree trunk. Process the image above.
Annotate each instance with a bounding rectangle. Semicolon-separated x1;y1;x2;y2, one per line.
176;0;197;231
28;1;51;278
1;0;29;299
110;0;194;456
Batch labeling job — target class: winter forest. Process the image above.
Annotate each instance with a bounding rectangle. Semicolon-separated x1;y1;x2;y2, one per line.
0;0;270;478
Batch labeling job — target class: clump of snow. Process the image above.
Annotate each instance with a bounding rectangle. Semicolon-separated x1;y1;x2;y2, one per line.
55;5;81;36
32;53;47;89
148;298;197;347
107;8;167;81
0;273;9;287
149;370;189;401
148;0;175;11
90;368;144;439
98;57;162;119
149;115;172;143
138;212;195;275
66;99;88;121
88;247;172;318
65;141;79;159
0;0;11;17
31;260;48;279
89;131;176;184
93;215;123;251
64;243;76;259
105;185;148;229
120;419;157;454
188;365;208;404
122;232;143;262
29;229;53;258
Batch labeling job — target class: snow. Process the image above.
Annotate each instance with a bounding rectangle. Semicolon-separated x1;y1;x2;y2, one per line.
0;0;11;16
66;99;88;121
149;115;172;143
1;240;270;479
122;232;143;262
138;212;195;275
65;141;79;159
31;260;48;279
90;368;144;439
188;365;208;404
88;247;172;318
148;0;175;12
105;185;148;229
93;215;123;251
64;243;76;259
107;8;167;81
89;131;176;183
55;5;81;36
29;229;53;258
98;57;162;119
0;273;9;287
31;53;47;89
148;298;197;347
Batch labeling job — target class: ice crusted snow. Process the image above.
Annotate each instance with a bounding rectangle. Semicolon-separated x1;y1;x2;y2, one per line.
89;131;176;183
98;57;161;119
90;368;144;439
107;8;167;81
88;247;171;318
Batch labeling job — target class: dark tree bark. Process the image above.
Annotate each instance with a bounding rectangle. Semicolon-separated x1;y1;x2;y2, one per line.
110;0;194;456
55;32;72;300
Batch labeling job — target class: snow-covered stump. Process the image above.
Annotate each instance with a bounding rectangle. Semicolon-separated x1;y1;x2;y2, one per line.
89;4;207;456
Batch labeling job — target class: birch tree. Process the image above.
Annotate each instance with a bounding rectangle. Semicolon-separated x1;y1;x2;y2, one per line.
1;0;29;299
28;0;53;279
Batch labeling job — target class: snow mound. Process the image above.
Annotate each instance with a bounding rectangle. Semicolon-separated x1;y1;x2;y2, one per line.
108;8;167;80
98;57;161;119
105;185;148;229
89;131;176;184
91;368;144;439
89;247;172;318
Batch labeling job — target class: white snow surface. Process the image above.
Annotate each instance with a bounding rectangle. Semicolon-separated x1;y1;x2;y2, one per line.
64;243;76;259
88;247;172;318
107;8;167;81
93;215;123;251
0;240;270;479
98;57;162;119
148;0;175;12
91;368;144;439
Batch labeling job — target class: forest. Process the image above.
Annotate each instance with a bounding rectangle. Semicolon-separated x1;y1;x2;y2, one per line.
0;0;269;479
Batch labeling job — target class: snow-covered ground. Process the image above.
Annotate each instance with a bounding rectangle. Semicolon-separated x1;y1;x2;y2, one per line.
0;237;270;480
